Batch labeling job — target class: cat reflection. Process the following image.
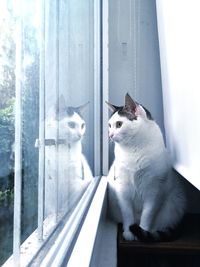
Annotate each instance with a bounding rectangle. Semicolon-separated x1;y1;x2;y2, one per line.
45;96;93;217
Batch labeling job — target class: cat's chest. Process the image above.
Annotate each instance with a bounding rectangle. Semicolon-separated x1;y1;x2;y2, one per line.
115;148;144;173
113;146;149;189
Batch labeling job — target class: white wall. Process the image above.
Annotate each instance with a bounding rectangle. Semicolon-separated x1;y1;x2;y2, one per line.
156;0;200;190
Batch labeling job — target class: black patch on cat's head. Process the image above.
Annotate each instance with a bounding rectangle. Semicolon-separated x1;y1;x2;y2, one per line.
56;95;89;119
106;93;153;121
116;104;153;121
66;107;81;116
117;106;137;121
53;106;82;120
66;107;76;116
64;102;89;118
60;106;83;119
106;93;137;121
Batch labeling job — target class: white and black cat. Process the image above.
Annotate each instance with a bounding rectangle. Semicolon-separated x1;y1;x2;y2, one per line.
45;96;93;216
106;93;186;241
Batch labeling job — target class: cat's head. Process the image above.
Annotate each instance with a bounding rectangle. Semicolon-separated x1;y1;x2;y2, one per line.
106;93;153;145
46;95;88;143
58;106;87;143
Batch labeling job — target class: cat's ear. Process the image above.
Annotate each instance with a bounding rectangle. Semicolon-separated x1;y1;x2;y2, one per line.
77;101;90;113
124;93;137;113
105;101;118;112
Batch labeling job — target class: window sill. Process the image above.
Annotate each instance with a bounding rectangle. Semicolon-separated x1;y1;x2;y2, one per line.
3;176;107;267
67;176;108;267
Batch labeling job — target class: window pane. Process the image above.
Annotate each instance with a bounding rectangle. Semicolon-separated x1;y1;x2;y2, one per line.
44;0;94;220
20;1;39;243
1;0;97;264
0;2;15;264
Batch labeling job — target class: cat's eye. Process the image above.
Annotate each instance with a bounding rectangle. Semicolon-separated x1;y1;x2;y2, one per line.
81;123;85;129
108;123;111;128
68;121;76;129
116;121;123;128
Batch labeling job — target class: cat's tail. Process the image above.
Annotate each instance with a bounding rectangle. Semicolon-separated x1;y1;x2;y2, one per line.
130;223;182;242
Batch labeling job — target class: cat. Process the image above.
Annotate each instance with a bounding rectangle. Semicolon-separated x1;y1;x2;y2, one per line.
44;96;93;217
106;93;186;241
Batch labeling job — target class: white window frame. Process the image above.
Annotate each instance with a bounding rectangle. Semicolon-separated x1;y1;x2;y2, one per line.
13;2;23;265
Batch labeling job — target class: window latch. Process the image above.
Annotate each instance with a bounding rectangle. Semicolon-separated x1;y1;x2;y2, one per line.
35;138;67;147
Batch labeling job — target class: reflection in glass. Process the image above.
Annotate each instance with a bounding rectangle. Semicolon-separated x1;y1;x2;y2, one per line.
43;0;95;222
45;97;93;218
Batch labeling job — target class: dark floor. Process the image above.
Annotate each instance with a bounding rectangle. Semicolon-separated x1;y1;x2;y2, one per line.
117;214;200;267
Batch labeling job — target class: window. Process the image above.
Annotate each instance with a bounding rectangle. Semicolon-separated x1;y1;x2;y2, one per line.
1;0;101;266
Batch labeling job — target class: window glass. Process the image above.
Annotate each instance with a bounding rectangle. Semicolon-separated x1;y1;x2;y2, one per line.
44;0;94;220
1;0;96;265
0;2;15;264
20;0;40;245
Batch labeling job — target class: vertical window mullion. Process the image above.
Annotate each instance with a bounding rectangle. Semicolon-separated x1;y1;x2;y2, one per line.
102;0;109;175
94;0;101;176
13;2;23;266
38;0;45;241
55;0;60;222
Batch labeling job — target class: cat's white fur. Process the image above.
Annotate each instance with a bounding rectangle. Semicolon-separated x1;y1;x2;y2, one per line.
45;106;93;216
107;95;186;241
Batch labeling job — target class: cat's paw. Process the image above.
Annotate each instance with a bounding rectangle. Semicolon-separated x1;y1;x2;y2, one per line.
130;224;153;241
123;230;137;241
